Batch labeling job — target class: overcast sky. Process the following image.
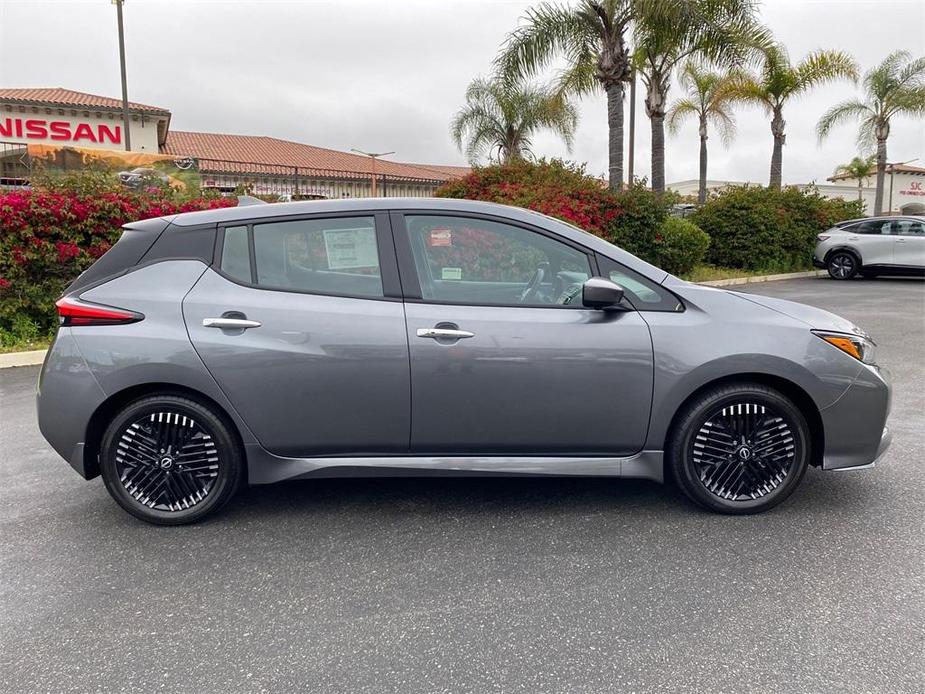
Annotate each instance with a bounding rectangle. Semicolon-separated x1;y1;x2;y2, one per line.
1;0;923;184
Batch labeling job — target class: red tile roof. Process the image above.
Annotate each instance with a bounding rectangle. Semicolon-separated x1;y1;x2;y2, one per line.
0;87;169;114
163;130;468;182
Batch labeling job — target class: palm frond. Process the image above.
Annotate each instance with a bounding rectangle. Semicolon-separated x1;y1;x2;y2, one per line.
816;99;871;141
666;98;700;134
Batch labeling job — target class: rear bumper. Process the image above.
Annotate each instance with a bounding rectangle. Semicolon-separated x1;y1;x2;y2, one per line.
820;364;892;470
36;329;106;480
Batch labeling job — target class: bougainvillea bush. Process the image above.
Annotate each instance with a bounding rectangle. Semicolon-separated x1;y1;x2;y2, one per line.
0;178;234;346
435;160;675;268
436;159;622;236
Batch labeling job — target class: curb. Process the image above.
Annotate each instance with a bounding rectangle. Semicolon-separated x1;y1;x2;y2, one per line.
0;270;827;370
697;270;826;287
0;349;48;369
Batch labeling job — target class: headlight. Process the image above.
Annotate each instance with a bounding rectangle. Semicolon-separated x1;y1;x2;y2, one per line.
813;330;877;365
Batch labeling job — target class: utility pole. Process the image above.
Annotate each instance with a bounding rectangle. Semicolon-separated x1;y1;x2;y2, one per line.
351;149;394;197
114;0;132;151
627;70;635;188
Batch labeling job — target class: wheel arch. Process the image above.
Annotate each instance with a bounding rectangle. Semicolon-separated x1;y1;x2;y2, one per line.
663;372;824;470
824;245;863;267
82;382;248;482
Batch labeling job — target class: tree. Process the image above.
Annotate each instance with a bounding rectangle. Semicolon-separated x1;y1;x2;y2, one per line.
450;77;578;165
728;44;858;190
817;51;925;215
495;0;635;191
831;155;876;203
667;62;739;203
632;0;767;194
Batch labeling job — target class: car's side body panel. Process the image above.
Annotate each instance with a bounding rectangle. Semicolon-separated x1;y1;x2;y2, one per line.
183;268;411;457
403;302;654;455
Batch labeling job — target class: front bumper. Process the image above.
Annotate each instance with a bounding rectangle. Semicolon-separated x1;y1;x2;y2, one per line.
812;257;826;269
820;364;892;470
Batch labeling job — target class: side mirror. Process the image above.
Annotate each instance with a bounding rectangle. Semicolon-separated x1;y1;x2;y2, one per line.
582;277;625;309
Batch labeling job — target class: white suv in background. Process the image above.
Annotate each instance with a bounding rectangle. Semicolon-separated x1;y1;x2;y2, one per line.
814;216;925;279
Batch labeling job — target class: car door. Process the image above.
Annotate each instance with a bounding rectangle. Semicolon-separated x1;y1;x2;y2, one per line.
847;219;894;265
891;219;925;268
183;212;410;457
391;212;655;456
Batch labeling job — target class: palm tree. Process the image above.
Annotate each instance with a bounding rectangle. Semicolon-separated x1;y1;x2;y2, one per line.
831;155;876;203
727;44;858;190
817;51;925;214
632;0;767;194
450;77;578;165
494;0;635;190
667;62;739;203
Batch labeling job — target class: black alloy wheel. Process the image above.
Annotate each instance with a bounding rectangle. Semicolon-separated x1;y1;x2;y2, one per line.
100;395;243;524
669;383;810;514
827;251;859;280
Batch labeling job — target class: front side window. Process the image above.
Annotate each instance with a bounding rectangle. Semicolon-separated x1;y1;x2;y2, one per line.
597;255;684;312
893;219;925;235
404;215;592;306
222;216;383;298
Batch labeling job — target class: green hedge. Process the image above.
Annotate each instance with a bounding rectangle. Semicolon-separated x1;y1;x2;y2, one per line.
690;185;864;272
655;217;710;275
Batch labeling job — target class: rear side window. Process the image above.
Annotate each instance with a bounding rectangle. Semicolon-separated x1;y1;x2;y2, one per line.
220;217;383;298
853;220;892;235
220;226;251;282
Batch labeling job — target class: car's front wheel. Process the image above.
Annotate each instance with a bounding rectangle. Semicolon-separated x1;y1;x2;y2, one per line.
827;251;859;280
668;383;810;514
99;394;244;525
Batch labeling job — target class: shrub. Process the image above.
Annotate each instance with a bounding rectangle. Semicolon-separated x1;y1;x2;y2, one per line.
436;159;621;236
0;179;235;343
655;217;710;275
691;185;864;271
606;181;676;263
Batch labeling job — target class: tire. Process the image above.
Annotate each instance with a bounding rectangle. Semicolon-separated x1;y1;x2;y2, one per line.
667;383;810;515
827;251;859;280
100;395;244;525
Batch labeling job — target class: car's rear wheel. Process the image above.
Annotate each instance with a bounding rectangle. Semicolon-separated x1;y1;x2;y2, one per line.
668;383;810;514
827;251;859;280
100;395;243;525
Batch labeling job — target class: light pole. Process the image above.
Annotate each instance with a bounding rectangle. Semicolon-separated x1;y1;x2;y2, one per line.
351;149;394;197
113;0;132;151
887;157;919;213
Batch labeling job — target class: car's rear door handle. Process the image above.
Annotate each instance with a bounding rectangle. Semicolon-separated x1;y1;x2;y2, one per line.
416;328;475;339
203;317;262;329
896;238;906;243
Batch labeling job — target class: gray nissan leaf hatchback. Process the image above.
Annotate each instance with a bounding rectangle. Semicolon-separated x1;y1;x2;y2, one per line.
37;198;892;524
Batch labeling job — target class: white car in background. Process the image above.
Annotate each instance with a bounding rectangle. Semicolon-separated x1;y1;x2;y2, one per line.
814;216;925;279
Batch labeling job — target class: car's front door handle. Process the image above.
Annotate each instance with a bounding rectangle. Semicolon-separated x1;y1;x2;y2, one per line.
203;318;262;330
416;328;475;340
896;238;906;243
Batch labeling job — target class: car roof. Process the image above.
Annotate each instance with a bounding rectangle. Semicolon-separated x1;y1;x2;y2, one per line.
164;196;670;283
838;215;925;224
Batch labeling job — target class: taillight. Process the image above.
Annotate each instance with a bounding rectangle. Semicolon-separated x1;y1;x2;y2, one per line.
817;234;830;241
55;296;144;326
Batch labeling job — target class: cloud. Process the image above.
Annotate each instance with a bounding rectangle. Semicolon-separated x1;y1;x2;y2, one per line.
1;0;923;182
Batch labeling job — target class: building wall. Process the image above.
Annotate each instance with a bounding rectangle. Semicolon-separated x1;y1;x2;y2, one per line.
0;104;164;152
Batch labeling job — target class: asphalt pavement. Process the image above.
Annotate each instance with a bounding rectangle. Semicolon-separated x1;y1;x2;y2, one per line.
1;276;923;693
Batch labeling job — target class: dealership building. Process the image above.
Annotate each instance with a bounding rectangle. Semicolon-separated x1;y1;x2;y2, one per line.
0;87;469;197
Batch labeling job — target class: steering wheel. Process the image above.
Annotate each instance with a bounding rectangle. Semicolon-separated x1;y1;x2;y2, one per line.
519;262;549;304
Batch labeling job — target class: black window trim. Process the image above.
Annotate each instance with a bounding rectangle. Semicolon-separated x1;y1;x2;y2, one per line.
212;210;402;302
389;209;602;310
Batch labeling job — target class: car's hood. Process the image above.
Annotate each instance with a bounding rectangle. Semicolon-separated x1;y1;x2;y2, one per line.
726;290;868;338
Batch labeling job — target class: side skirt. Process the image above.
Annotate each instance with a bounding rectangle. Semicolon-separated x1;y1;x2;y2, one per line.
244;445;664;485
